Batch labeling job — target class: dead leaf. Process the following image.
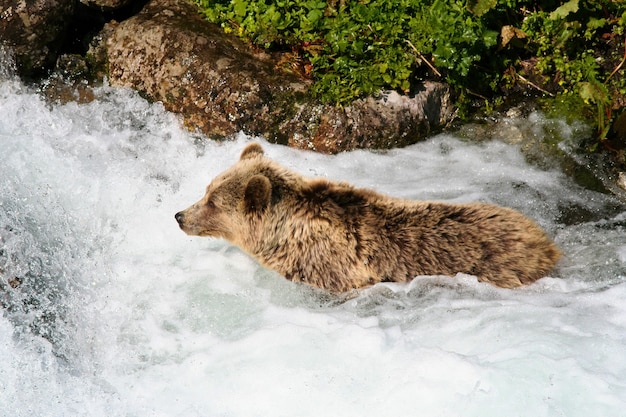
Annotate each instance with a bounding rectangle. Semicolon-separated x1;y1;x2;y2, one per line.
500;25;527;48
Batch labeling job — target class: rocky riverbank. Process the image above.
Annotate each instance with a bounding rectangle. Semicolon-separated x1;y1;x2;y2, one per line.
0;0;454;153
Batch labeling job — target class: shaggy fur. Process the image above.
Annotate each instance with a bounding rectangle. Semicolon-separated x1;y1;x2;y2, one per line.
175;143;561;292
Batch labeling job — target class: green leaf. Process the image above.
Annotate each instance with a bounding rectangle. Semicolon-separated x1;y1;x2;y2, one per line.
468;0;497;17
482;29;499;48
579;81;608;105
587;17;607;31
233;0;248;17
549;0;579;20
306;8;323;24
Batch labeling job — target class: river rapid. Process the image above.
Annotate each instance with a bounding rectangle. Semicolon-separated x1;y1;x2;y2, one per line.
1;58;626;416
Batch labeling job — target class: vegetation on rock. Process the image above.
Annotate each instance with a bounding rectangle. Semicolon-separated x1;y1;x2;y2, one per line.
193;0;626;148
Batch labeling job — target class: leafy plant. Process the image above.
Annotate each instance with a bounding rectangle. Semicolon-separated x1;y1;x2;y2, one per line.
194;0;626;146
194;0;507;104
520;0;626;143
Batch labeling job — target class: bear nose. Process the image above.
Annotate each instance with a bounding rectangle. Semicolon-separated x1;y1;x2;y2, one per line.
175;211;184;224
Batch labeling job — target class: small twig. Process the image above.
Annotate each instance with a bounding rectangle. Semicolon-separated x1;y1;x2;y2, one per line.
606;35;626;84
405;40;442;77
466;88;489;100
516;74;555;97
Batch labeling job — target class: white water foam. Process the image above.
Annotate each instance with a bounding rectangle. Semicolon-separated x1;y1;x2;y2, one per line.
1;70;625;416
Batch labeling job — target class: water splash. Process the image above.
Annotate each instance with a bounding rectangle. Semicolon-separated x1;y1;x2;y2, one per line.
1;64;625;416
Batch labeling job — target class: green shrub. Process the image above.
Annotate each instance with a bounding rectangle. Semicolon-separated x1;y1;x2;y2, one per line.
194;0;626;142
194;0;507;104
520;0;626;142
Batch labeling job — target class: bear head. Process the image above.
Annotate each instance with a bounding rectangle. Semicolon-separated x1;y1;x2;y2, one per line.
175;143;283;246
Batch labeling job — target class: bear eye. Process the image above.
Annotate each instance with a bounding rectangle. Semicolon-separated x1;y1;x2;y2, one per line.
207;199;216;209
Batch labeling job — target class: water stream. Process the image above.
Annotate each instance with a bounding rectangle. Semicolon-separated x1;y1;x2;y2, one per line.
1;58;625;416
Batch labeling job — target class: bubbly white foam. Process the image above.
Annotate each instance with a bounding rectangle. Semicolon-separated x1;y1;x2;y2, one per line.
1;72;625;416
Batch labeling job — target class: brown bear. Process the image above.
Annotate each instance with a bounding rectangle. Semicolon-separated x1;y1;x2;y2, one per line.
175;142;561;292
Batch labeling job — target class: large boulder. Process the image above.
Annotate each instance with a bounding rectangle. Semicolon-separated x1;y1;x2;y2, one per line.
101;0;455;152
104;0;308;138
283;86;453;153
0;0;75;77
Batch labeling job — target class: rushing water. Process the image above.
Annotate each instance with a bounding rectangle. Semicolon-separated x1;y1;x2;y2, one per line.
1;59;626;416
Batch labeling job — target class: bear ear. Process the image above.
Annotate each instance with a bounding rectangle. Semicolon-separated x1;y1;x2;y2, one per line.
240;143;264;160
244;174;271;213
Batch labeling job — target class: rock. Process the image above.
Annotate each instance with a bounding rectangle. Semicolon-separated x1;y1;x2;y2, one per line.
0;0;75;77
98;0;455;152
284;87;454;153
104;0;308;138
618;172;626;192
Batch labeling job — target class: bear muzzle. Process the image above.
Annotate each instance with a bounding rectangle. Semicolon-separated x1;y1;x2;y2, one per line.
175;211;191;234
175;208;217;237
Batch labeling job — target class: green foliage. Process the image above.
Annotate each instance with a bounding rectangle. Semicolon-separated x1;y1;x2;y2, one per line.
194;0;626;143
194;0;504;104
520;0;626;141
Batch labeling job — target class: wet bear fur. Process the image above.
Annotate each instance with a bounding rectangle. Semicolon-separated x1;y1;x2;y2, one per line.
175;143;561;292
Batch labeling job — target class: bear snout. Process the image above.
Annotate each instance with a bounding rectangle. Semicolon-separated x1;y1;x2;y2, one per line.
175;210;193;234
